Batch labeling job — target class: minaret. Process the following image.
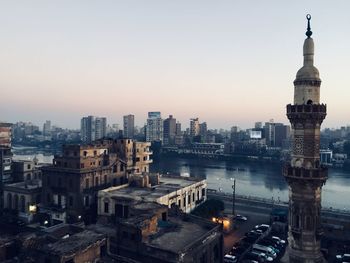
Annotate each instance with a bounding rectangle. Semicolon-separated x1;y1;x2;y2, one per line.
283;14;327;263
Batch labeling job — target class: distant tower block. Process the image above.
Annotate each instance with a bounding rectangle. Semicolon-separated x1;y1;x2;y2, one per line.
283;15;327;263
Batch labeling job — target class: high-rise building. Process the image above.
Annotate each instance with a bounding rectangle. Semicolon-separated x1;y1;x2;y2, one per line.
81;116;107;143
199;122;207;138
163;115;176;145
175;122;182;135
190;118;200;137
146;112;163;143
123;114;135;139
43;120;51;136
264;122;290;148
283;15;327;262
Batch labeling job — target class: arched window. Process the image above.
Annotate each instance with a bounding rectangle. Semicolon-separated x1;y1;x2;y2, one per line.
307;99;313;105
7;193;12;209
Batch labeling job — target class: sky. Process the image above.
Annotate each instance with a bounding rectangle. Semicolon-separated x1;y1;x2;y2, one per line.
0;1;349;130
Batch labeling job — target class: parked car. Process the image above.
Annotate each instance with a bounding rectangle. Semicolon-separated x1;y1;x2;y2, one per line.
235;214;248;221
336;253;350;263
224;254;238;263
271;235;286;245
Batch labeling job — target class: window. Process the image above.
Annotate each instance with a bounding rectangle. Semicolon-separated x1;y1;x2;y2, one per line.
202;188;206;197
95;177;99;186
183;197;186;207
192;193;195;202
104;202;109;213
188;195;191;205
80;163;84;169
120;164;124;172
27;164;31;169
178;200;181;207
85;178;89;188
104;174;107;184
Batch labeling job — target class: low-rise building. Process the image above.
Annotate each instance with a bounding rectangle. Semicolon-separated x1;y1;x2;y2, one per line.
185;143;225;156
98;174;207;218
27;224;107;263
3;180;42;223
12;159;46;182
93;200;223;263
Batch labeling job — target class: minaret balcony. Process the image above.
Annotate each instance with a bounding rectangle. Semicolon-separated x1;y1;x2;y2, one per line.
283;164;328;182
286;104;326;122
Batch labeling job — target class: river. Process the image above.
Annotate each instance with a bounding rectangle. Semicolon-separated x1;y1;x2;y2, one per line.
150;156;350;211
12;148;350;210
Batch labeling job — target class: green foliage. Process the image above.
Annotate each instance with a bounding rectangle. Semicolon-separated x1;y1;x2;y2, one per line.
191;199;225;219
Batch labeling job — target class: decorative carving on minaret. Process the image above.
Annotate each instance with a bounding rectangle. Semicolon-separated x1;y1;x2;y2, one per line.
283;14;327;263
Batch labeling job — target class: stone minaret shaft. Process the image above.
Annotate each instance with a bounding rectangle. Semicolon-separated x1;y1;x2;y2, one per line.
283;15;327;263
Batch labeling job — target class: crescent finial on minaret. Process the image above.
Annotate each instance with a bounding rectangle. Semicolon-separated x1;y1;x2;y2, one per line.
306;14;312;38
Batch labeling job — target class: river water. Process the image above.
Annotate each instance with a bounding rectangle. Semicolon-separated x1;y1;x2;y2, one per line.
150;156;350;211
12;149;350;210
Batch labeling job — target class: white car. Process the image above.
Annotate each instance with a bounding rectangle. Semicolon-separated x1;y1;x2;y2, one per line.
272;235;286;244
336;253;350;262
224;254;238;263
235;214;248;221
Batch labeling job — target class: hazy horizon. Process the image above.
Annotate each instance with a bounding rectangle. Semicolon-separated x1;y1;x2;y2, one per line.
1;1;349;130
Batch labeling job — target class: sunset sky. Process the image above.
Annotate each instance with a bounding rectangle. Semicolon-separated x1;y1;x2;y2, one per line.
1;1;349;129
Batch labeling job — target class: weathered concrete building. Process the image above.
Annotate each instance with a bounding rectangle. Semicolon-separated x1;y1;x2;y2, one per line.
41;144;127;224
113;139;152;174
3;180;42;223
12;158;46;182
98;174;207;218
92;200;223;263
27;224;107;263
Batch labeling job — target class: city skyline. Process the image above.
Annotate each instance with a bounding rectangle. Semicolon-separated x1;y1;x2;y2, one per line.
1;1;350;129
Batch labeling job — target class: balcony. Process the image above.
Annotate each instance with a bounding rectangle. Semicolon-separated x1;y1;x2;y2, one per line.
283;164;328;183
286;104;327;122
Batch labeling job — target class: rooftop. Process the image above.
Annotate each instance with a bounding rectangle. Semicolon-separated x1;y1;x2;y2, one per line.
101;175;205;202
4;180;42;190
43;230;105;256
148;216;219;253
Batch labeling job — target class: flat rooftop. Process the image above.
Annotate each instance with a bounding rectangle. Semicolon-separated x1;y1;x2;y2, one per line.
44;230;105;255
148;216;219;253
4;180;41;190
101;175;205;202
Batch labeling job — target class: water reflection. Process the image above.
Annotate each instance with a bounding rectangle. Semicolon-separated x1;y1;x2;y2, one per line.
151;156;350;210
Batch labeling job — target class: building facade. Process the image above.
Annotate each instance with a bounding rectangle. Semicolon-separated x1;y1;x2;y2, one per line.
123;114;135;139
41;144;126;224
163;115;176;145
190;118;200;137
283;15;327;263
3;180;42;223
81;116;107;143
146;112;163;143
98;174;207;217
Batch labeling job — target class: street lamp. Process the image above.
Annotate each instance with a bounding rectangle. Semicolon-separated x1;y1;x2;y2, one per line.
231;178;236;216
